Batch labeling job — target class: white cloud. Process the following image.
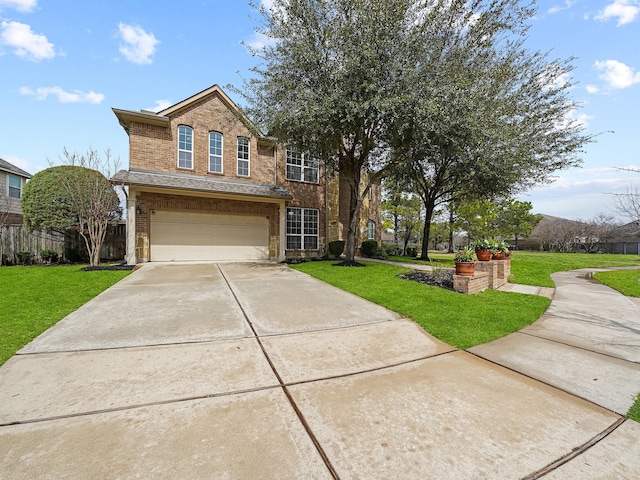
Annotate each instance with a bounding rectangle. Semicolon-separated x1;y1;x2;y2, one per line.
117;23;159;65
594;59;640;89
586;84;600;94
518;167;640;219
0;20;54;61
0;0;36;12
548;0;576;15
260;0;274;10
245;31;275;51
145;99;172;112
20;86;105;104
595;0;639;26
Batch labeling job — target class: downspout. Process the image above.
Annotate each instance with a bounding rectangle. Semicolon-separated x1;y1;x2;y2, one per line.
324;162;329;256
273;142;277;187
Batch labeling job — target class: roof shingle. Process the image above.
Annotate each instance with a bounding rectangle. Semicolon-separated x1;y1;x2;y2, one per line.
0;158;32;178
111;169;293;200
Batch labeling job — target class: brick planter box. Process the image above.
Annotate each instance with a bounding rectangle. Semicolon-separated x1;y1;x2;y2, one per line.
453;271;490;294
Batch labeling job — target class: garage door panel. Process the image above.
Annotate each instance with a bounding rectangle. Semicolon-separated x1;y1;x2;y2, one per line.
151;211;269;261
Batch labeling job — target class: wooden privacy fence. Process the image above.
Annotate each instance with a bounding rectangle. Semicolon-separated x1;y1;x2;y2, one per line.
0;224;126;264
0;226;65;264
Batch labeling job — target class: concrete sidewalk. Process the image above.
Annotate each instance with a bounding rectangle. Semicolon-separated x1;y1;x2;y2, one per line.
1;262;639;478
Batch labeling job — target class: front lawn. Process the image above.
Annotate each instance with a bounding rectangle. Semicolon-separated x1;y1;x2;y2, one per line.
387;251;640;288
290;261;550;349
593;269;640;297
0;266;132;365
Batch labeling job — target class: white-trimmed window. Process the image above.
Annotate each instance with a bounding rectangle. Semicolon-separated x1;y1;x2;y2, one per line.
8;175;22;198
178;125;193;169
368;220;375;240
287;207;319;250
209;131;223;173
237;136;250;176
286;146;318;183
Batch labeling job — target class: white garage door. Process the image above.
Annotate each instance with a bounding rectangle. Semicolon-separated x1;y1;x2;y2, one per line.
150;210;269;261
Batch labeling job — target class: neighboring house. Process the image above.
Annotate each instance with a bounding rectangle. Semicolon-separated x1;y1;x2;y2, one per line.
0;158;31;225
112;84;381;263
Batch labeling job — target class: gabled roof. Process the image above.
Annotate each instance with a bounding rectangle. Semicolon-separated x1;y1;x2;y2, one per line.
0;158;31;178
112;84;266;138
111;168;293;200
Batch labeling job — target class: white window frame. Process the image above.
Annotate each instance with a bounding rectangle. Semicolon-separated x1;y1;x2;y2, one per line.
209;131;223;173
178;125;193;169
8;175;22;199
286;207;319;250
368;220;375;240
286;146;318;183
237;136;250;177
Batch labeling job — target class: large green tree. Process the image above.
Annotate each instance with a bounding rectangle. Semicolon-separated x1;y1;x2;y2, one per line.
494;199;541;247
243;0;593;263
243;0;422;264
22;149;121;267
387;0;594;260
382;188;422;255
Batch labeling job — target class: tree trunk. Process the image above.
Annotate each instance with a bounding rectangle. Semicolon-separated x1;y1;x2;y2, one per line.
342;172;363;266
448;207;455;253
419;200;436;261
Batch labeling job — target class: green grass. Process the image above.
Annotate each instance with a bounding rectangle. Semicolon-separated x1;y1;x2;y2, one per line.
628;394;640;423
290;260;550;349
0;266;132;365
593;269;640;297
387;251;640;288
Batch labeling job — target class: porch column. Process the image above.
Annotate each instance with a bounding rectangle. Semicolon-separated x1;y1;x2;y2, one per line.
126;193;137;265
279;201;286;261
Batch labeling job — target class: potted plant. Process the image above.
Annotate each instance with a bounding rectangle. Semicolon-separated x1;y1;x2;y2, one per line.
454;246;475;276
492;240;509;260
472;238;494;261
503;248;513;265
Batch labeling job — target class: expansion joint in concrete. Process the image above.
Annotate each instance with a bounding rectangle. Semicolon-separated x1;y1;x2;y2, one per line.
521;418;627;479
216;264;341;480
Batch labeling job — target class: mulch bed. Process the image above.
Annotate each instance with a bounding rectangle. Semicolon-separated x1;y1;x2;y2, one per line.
398;270;455;291
81;264;136;271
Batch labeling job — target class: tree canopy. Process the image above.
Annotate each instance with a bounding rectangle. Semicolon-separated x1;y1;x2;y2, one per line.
244;0;594;263
22;166;85;232
22;160;120;267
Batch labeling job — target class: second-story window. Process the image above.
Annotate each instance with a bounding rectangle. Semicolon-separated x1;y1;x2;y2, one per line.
286;146;318;183
209;132;223;173
237;136;250;176
178;125;193;169
8;175;22;198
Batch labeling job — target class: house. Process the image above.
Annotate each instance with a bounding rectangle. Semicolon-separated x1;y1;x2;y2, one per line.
112;84;381;264
0;158;31;225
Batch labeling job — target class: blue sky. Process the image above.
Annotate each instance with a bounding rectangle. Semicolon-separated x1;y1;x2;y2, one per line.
1;0;639;220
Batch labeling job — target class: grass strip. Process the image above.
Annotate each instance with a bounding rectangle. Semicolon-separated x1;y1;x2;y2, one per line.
0;266;132;365
627;394;640;423
290;260;550;350
593;269;640;297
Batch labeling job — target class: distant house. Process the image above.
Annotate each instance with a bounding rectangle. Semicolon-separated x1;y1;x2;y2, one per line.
0;158;31;225
112;84;381;264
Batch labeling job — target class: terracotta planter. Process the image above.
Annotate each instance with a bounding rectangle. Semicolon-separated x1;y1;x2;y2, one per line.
475;249;492;262
492;251;505;260
455;261;475;276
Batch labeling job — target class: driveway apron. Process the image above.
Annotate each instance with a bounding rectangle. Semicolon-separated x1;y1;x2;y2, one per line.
1;262;639;479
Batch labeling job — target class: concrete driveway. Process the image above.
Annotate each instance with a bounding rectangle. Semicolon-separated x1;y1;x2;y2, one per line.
1;262;639;479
